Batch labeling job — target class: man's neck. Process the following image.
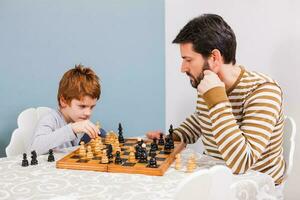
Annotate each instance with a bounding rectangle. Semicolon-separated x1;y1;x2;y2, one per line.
218;64;241;91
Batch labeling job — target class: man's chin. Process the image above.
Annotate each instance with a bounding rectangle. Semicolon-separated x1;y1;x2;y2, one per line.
190;80;198;89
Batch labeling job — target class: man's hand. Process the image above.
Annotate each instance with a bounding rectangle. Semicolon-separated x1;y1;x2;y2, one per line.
146;131;163;139
71;120;99;139
197;70;225;94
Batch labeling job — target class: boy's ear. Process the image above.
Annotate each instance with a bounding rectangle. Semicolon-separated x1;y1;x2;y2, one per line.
59;96;68;108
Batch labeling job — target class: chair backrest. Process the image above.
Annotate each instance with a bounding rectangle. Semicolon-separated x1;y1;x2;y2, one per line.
5;107;51;157
174;165;234;200
283;115;296;179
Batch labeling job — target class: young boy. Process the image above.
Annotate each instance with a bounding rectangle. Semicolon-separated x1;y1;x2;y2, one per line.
30;64;105;155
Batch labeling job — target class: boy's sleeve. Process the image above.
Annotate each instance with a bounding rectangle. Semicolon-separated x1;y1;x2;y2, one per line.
202;83;282;174
30;114;76;155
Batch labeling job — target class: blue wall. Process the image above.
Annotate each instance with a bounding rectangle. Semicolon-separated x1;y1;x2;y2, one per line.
0;0;165;157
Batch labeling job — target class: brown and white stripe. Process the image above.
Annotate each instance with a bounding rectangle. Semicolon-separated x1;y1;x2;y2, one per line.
174;66;285;185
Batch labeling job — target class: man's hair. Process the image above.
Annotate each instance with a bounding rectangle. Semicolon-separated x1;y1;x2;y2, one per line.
57;64;101;106
173;13;236;64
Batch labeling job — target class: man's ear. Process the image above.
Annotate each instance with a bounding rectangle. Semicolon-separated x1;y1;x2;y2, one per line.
209;49;223;73
59;96;68;108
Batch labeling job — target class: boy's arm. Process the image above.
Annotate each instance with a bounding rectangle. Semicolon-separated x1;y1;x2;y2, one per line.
30;115;77;155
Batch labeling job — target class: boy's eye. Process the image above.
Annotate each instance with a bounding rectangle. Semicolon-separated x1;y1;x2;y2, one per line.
79;105;86;108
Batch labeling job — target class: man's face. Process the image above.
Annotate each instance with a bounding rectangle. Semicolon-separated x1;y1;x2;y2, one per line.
62;96;97;123
179;43;210;88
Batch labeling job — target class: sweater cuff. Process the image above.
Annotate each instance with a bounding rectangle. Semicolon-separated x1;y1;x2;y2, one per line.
203;87;228;109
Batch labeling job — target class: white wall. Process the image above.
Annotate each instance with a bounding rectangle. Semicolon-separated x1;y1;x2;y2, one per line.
166;0;300;199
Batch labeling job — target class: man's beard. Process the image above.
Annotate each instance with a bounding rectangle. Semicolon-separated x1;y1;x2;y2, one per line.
187;60;210;88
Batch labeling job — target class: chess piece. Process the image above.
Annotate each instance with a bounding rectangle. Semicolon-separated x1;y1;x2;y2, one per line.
22;153;29;167
30;150;38;165
107;144;114;160
151;138;158;151
175;153;181;170
101;149;109;164
114;151;122;164
118;123;125;143
158;133;164;145
139;143;148;163
86;146;94;160
128;148;136;163
149;146;157;158
186;154;197;173
168;125;175;149
79;141;87;158
148;154;158;168
164;137;171;151
48;149;55;162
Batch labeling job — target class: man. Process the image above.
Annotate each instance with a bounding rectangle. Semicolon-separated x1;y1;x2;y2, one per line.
147;14;285;186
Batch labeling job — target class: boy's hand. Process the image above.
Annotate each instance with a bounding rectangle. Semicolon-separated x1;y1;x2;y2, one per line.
146;131;163;139
197;70;225;95
71;120;99;139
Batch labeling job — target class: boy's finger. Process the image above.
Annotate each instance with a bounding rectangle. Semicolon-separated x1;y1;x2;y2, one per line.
85;125;96;139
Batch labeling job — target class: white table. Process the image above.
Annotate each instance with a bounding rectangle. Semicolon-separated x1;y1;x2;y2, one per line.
0;148;278;200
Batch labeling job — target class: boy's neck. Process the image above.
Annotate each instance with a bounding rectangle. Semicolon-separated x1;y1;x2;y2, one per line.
58;108;72;124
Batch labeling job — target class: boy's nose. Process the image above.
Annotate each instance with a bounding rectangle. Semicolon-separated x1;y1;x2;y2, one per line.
84;109;92;117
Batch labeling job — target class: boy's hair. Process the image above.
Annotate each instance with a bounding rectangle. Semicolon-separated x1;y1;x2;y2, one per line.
57;64;101;106
173;13;236;65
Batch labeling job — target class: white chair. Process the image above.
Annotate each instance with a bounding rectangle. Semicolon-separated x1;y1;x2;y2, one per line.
282;115;296;180
5;107;51;157
174;165;234;200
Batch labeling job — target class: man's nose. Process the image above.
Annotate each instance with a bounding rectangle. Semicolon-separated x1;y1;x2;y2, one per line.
181;62;188;73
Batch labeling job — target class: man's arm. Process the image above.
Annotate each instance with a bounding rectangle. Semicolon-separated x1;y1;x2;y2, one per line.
173;113;203;144
203;82;282;174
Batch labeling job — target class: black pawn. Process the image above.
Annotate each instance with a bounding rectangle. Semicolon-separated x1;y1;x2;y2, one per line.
139;149;148;163
151;138;159;151
22;153;29;167
158;133;165;145
118;123;125;143
107;144;114;160
30;150;38;165
115;151;122;164
164;137;171;151
48;149;55;162
148;155;158;168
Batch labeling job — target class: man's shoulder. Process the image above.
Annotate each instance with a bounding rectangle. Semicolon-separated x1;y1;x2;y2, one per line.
242;68;281;88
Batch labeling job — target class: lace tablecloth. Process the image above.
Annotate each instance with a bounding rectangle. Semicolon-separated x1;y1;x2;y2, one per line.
0;148;278;200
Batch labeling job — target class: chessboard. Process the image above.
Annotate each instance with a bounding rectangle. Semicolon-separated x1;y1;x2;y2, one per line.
56;131;185;176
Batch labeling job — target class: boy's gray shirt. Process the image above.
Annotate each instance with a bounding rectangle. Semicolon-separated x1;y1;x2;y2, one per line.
30;108;82;155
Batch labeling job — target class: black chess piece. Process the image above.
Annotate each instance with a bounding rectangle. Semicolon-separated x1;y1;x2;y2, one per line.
151;138;159;151
114;151;122;164
149;148;157;158
169;124;174;135
30;150;38;165
22;153;29;167
135;145;142;159
139;148;148;163
48;149;55;162
107;144;114;160
158;133;165;145
168;125;175;149
164;137;171;151
148;154;158;168
118;123;125;143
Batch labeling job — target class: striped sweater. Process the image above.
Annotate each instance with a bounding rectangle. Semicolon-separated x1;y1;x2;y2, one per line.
174;66;285;185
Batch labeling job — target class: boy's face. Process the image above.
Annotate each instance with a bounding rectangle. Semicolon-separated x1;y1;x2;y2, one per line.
60;96;97;123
